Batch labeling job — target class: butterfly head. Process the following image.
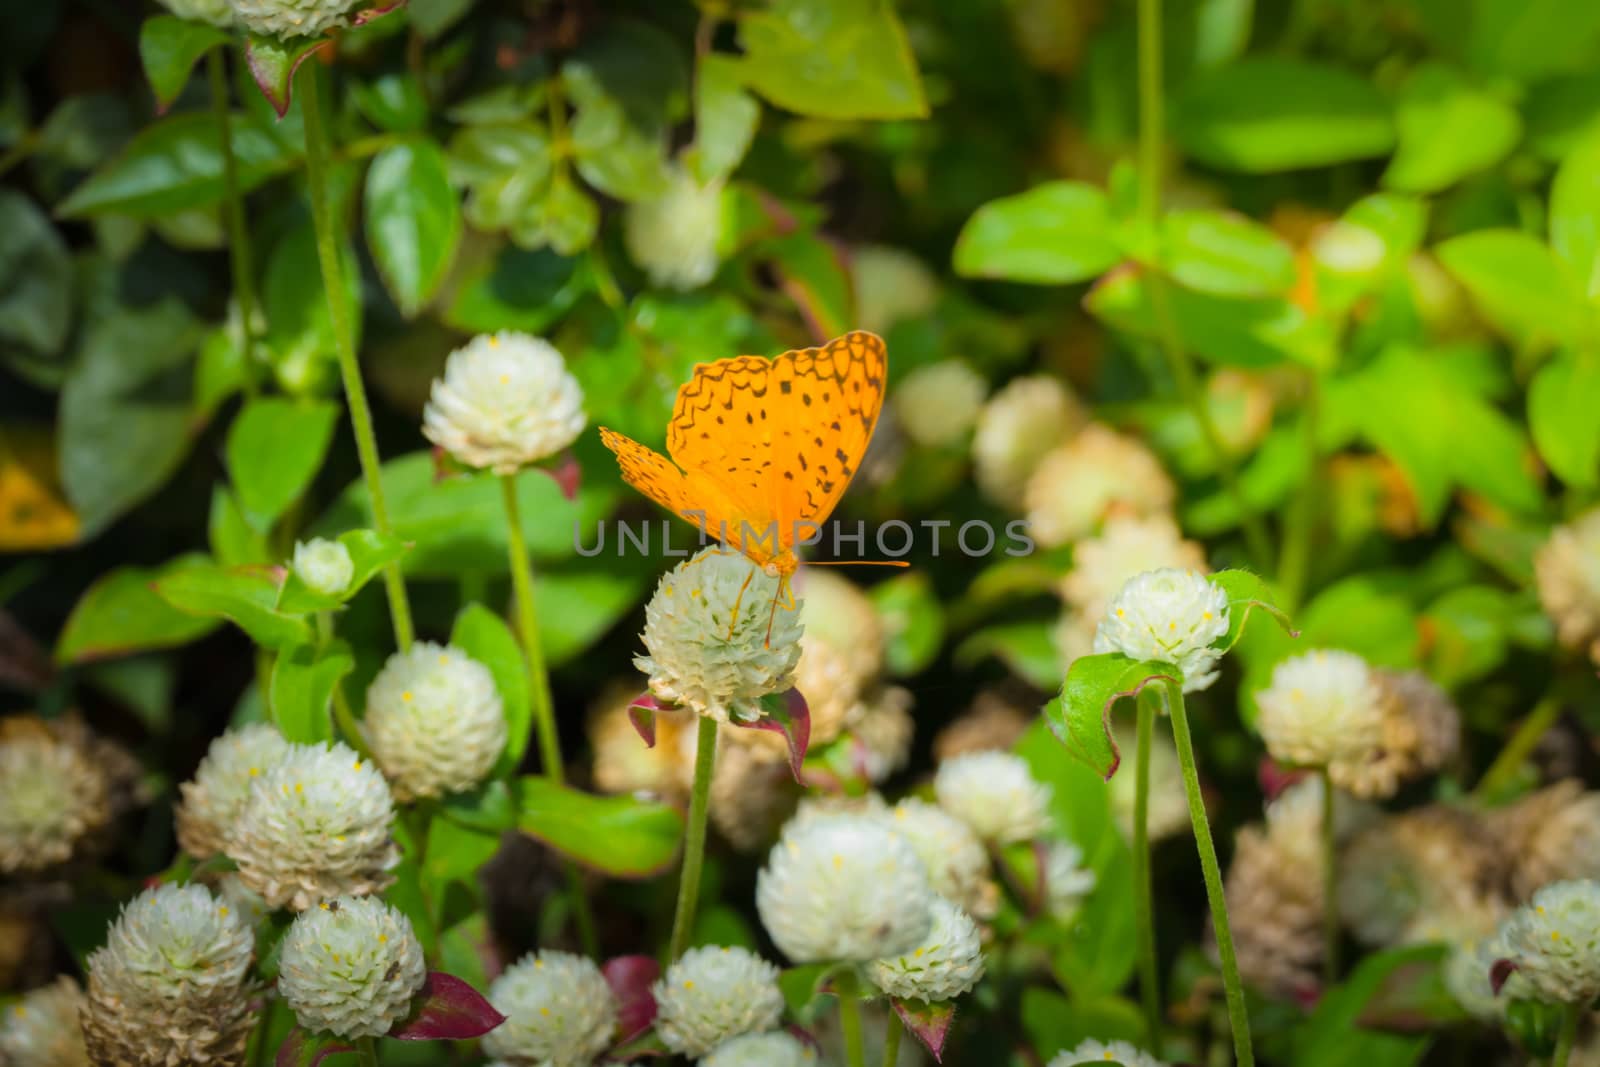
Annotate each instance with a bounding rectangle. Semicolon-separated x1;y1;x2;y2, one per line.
763;551;800;581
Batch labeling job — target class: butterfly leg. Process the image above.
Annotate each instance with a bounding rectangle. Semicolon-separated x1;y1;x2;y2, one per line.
762;576;797;649
726;565;756;640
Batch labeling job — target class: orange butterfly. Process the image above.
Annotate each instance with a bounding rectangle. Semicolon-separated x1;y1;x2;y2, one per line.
599;330;899;612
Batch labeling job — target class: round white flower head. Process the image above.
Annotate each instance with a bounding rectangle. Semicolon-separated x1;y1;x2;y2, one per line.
757;813;935;962
934;751;1053;844
423;331;586;474
852;245;940;334
225;740;399;910
624;163;725;291
1534;506;1600;665
292;537;354;597
1497;880;1600;1004
176;722;292;860
1255;650;1385;768
1093;568;1230;692
867;896;986;1002
1441;933;1525;1021
972;375;1086;508
1043;839;1097;918
702;1031;818;1067
482;950;617;1066
635;549;804;724
1024;424;1175;547
0;976;89;1067
158;0;233;26
82;883;256;1066
226;0;358;39
651;945;783;1056
893;360;987;448
278;896;427;1038
1062;515;1208;625
885;797;998;920
364;641;507;802
1048;1037;1168;1067
0;728;109;875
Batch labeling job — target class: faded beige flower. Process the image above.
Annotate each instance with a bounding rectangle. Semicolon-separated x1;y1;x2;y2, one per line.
796;569;885;688
1487;779;1600;900
852;684;915;784
933;692;1029;762
972;375;1087;508
885;797;999;920
1535;506;1600;665
1060;515;1208;637
0;976;90;1066
1327;669;1459;799
1256;650;1385;768
588;682;693;800
1023;424;1175;547
934;751;1052;844
0;719;110;876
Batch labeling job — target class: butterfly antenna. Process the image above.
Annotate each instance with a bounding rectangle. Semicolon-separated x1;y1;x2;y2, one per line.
762;577;795;649
804;560;911;567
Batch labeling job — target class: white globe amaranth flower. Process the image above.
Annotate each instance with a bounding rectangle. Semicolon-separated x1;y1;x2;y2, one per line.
1047;1037;1168;1067
1093;568;1230;692
482;950;617;1066
624;163;725;291
757;813;935;963
1043;839;1097;918
651;945;784;1056
702;1031;818;1067
0;976;90;1067
278;896;427;1039
867;897;986;1002
972;375;1086;508
364;641;508;802
227;0;359;39
1255;649;1385;768
1024;424;1175;547
1497;879;1600;1004
225;740;399;911
0;728;109;875
893;360;987;448
291;537;354;597
1535;506;1600;665
176;722;292;860
635;549;804;725
157;0;233;26
1442;935;1516;1021
885;797;998;920
934;751;1052;844
853;245;940;334
423;331;586;474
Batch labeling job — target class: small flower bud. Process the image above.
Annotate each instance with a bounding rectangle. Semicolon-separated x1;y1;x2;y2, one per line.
292;537;354;597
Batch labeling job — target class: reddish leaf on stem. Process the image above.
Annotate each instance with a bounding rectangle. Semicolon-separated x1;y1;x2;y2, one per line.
538;451;582;501
276;1028;353;1067
603;955;660;1043
735;689;810;782
627;694;665;747
1257;759;1306;802
892;998;956;1062
390;972;506;1041
1489;958;1518;995
244;34;330;118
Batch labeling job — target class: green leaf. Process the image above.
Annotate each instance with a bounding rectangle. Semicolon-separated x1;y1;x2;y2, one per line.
1550;129;1600;300
514;172;598;257
766;231;853;338
779;963;850;1023
441;243;589;335
450;123;554;234
533;566;653;668
955;620;1060;690
276;528;409;613
1174;58;1395;173
1293;944;1442;1067
57;110;299;219
262;222;361;392
1435;230;1588;351
1020;988;1143;1062
269;641;352;744
365;140;462;317
691;54;759;183
225;397;339;530
0;189;72;360
450;603;529;777
1043;653;1177;780
407;0;475;37
1382;63;1521;194
1422;585;1520;689
511;776;683;879
208;486;271;566
953;182;1120;284
867;572;945;676
424;816;500;892
1528;350;1600;487
1465;0;1600;83
738;0;926;120
139;15;228;111
1208;568;1296;651
154;563;313;649
1523;72;1600;162
562;20;683;202
1161;209;1296;298
56;555;221;664
351;71;428;133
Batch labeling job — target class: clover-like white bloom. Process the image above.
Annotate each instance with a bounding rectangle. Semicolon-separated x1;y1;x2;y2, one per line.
635;549;804;724
1442;933;1523;1021
225;740;399;911
934;751;1053;844
1024;424;1175;547
0;976;90;1066
893;360;987;448
1062;515;1208;627
0;729;109;875
364;641;507;802
1043;840;1097;918
1535;506;1600;666
157;0;233;26
624;163;725;291
651;946;784;1056
82;884;256;1066
279;896;427;1039
423;331;586;474
1255;650;1385;768
176;722;293;860
867;897;986;1002
1093;568;1230;692
757;813;935;963
291;537;354;597
884;798;998;920
702;1031;819;1067
1047;1037;1168;1067
482;950;617;1067
1497;880;1600;1004
226;0;358;38
972;375;1086;508
1493;780;1600;900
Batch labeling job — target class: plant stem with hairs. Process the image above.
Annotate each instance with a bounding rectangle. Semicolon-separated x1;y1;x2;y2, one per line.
208;49;260;399
669;716;719;961
1133;687;1164;1054
881;1007;903;1067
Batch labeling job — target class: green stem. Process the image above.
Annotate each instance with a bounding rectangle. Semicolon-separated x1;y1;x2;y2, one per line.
836;971;866;1067
1320;766;1339;983
881;1005;903;1067
1133;688;1163;1055
208;47;260;399
1552;1002;1579;1067
249;995;276;1067
298;63;414;653
1165;681;1255;1067
356;1036;380;1067
1474;692;1562;800
316;612;372;759
1277;373;1321;611
1136;0;1272;570
669;715;719;961
499;474;563;782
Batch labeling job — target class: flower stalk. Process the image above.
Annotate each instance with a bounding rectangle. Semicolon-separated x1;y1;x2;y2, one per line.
669;715;719;961
207;48;259;399
1133;686;1163;1054
1320;766;1339;982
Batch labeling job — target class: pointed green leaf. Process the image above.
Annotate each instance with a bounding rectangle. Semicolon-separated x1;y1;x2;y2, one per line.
225;397;339;530
1382;63;1521;194
245;33;327;118
1043;654;1177;779
691;54;759;182
1208;568;1297;651
269;641;352;743
139;15;229;111
154;563;313;648
1528;350;1600;488
56;556;221;663
511;776;683;879
954;182;1120;285
450;603;529;776
365;140;462;316
1436;230;1588;351
1162;209;1297;298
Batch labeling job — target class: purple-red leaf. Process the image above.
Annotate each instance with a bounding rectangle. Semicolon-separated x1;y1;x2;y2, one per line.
736;688;810;782
1490;958;1518;995
627;694;664;748
603;955;660;1044
538;451;582;501
276;1028;353;1067
244;33;329;118
892;998;956;1062
390;972;506;1041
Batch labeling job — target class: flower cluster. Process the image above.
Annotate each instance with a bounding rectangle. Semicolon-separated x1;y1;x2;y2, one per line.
0;976;90;1066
